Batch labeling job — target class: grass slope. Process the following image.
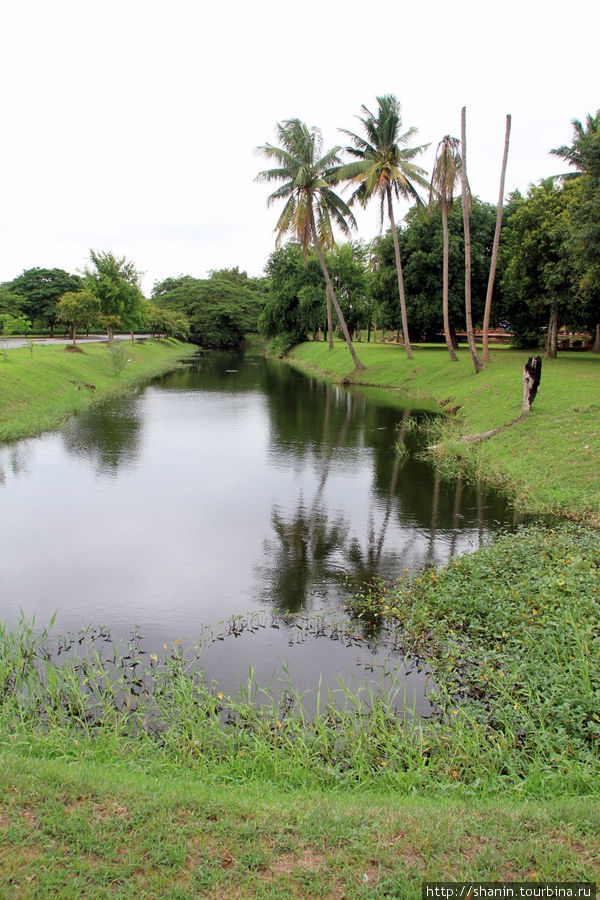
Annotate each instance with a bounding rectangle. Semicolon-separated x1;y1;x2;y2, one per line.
2;752;598;898
0;339;198;442
288;342;600;524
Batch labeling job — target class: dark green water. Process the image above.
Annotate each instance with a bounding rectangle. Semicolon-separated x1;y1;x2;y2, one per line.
0;350;516;705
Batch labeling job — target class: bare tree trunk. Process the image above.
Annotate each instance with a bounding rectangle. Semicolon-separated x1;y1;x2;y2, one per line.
592;322;600;353
523;356;542;411
441;200;458;361
461;107;483;374
482;114;511;363
386;185;413;359
310;212;365;370
326;285;334;350
71;324;77;346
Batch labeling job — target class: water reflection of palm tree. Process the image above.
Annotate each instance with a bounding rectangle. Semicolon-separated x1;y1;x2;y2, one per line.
314;384;357;499
266;501;349;612
448;475;464;561
336;409;411;591
264;387;360;611
426;471;441;565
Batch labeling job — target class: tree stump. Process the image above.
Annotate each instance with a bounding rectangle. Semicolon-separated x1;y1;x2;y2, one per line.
523;356;542;412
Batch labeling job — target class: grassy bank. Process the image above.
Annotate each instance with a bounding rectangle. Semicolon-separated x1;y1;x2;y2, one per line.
0;338;198;442
2;338;599;895
288;341;600;525
2;752;598;898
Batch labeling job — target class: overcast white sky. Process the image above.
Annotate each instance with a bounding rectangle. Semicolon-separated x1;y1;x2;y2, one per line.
0;0;597;295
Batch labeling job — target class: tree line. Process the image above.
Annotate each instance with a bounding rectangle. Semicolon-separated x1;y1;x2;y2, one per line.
0;254;268;350
1;102;597;358
256;99;600;366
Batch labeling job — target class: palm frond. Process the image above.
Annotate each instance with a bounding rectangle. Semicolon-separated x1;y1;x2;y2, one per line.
257;117;357;258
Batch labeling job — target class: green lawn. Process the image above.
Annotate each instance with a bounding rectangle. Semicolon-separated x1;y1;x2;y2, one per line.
2;752;598;899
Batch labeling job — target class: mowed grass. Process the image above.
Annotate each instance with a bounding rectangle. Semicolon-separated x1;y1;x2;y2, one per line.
289;341;600;524
2;752;599;899
0;339;198;442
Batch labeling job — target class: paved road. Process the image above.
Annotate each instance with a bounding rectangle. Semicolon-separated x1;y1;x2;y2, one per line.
2;334;152;349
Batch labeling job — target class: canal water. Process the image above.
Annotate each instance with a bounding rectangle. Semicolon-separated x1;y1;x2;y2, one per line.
0;350;516;709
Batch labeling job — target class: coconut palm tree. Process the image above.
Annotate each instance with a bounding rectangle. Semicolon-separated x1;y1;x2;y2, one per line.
339;95;429;360
460;107;483;374
256;119;365;370
551;110;600;180
429;135;461;362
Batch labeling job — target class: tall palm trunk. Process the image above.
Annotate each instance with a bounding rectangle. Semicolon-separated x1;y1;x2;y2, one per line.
386;185;413;359
461;107;483;374
326;285;334;350
441;198;458;361
310;210;365;370
482;114;511;363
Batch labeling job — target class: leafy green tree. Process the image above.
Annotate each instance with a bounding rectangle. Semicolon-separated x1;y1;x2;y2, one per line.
84;251;144;344
256;118;365;369
339;94;429;359
500;181;577;355
0;313;32;335
570;176;600;351
56;290;101;347
152;273;265;348
144;303;190;340
552;110;600;350
260;243;325;347
326;242;371;337
6;267;82;335
0;286;26;316
0;313;32;360
260;242;370;349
